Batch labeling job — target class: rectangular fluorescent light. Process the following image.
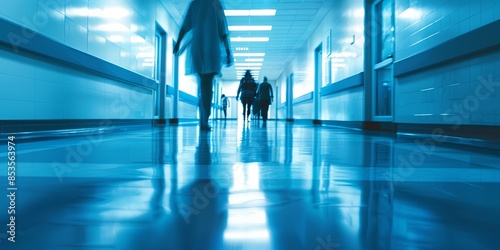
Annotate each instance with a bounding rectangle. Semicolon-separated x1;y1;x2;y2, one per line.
235;63;263;67
229;26;272;31
237;71;260;74
233;53;265;57
225;9;276;16
236;67;261;70
231;37;269;42
237;75;259;78
245;58;264;62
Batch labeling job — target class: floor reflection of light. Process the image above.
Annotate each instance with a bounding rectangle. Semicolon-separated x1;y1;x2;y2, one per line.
232;163;260;190
224;164;271;244
322;164;362;234
224;229;270;240
97;174;169;220
99;209;148;220
336;186;361;234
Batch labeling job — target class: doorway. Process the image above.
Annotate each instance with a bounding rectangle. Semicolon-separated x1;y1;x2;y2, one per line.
372;0;394;120
314;44;323;122
155;24;167;120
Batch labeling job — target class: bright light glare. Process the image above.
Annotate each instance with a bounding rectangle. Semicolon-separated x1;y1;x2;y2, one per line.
95;23;129;32
331;63;347;68
237;71;260;75
400;8;422;19
238;73;259;77
235;63;263;67
225;9;276;16
108;35;123;42
224;230;269;240
331;58;345;63
245;58;264;62
331;52;357;58
236;67;261;70
67;7;130;18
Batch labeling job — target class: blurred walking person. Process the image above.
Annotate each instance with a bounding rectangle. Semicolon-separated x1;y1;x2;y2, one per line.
236;70;257;122
256;76;274;122
173;0;233;131
220;94;230;119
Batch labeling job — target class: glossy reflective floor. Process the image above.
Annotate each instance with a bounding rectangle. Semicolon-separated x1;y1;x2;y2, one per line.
1;120;500;250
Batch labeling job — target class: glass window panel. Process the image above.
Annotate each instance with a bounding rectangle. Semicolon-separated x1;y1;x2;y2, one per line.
376;0;394;63
154;33;160;80
375;66;392;116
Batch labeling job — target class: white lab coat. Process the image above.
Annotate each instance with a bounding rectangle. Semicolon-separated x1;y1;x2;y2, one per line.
181;0;232;75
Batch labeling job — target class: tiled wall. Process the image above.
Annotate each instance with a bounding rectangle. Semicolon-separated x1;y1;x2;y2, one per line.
395;0;500;60
293;101;314;120
320;0;365;84
395;50;500;125
291;50;315;99
394;0;500;126
280;0;365;121
277;106;286;120
0;48;153;119
0;0;156;78
0;0;199;120
177;102;198;119
292;87;365;121
321;86;365;121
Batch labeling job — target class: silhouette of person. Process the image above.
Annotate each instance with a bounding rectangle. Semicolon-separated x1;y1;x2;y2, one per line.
220;94;230;120
256;76;274;122
252;95;261;120
173;0;233;131
236;70;257;121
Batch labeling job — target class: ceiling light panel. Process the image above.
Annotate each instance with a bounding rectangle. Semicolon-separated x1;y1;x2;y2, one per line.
245;58;264;62
236;67;261;70
235;63;263;67
225;9;276;16
229;26;272;31
231;37;270;42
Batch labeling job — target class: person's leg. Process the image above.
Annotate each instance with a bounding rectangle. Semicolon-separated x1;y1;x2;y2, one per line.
261;100;270;121
223;108;227;119
199;73;214;130
241;99;249;121
246;99;253;120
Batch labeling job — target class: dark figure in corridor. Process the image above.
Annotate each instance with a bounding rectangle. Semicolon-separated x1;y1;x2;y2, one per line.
256;76;274;122
173;0;233;131
220;94;230;119
236;70;257;121
252;96;261;120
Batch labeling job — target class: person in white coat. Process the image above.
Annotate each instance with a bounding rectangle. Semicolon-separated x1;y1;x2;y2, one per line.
173;0;233;131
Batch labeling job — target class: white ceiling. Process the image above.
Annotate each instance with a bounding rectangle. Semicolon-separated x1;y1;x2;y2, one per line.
162;0;334;81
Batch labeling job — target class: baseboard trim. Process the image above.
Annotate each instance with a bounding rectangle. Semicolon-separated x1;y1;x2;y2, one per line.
0;119;153;142
321;120;364;130
0;119;152;134
321;120;500;150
